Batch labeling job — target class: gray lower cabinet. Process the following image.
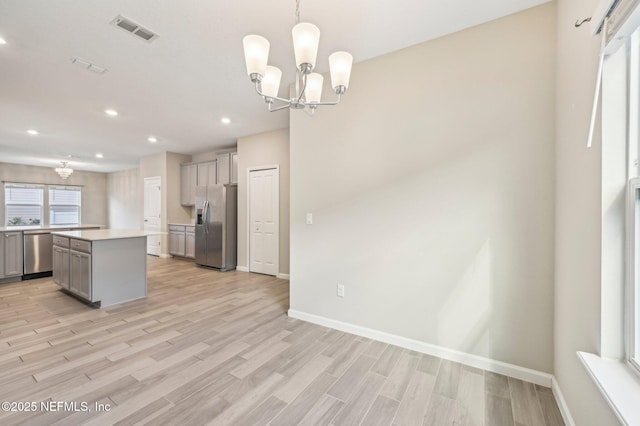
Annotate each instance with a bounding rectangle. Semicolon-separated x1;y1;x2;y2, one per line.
169;229;186;257
169;224;195;259
186;227;195;258
70;249;91;301
3;231;23;277
53;246;70;289
54;237;93;301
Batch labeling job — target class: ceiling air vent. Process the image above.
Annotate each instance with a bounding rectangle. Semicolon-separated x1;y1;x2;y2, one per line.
70;57;108;74
110;15;159;42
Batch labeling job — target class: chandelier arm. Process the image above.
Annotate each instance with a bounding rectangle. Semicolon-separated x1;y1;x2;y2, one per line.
254;81;292;105
309;94;343;106
296;71;308;103
268;103;292;112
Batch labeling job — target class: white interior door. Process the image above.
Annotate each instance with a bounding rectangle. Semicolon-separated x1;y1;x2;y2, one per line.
249;168;279;276
144;176;161;256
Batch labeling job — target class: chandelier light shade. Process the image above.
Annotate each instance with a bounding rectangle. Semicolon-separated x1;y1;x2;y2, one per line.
329;51;353;92
262;66;283;99
242;35;270;78
292;23;320;71
305;73;324;104
242;0;353;114
55;161;74;179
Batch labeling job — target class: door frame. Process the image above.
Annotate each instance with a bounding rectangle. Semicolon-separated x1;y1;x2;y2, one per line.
143;176;162;256
246;165;279;276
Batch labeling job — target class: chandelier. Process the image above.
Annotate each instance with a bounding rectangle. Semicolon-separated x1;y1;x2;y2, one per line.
55;161;74;179
242;0;353;114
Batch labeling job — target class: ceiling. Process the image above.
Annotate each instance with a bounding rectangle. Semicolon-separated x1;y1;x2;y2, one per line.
0;0;549;173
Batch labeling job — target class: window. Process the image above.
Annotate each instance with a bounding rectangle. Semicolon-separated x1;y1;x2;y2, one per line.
3;183;82;227
49;186;81;225
627;24;640;373
629;179;640;370
4;184;44;226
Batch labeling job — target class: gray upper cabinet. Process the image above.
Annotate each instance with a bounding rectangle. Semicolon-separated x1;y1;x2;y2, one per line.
217;152;238;184
217;153;231;184
180;163;197;206
231;152;238;184
181;154;237;206
197;161;217;187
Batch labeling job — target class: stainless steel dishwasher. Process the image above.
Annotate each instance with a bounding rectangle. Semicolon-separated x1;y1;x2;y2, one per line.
23;230;54;276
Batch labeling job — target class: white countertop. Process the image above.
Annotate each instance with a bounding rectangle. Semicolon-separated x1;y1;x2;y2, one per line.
0;224;103;232
52;229;162;242
169;222;196;227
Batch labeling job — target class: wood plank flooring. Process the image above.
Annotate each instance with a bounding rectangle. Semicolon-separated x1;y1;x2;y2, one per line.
0;256;564;425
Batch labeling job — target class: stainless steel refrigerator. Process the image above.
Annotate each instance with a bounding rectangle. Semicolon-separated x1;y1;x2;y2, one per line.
195;184;237;271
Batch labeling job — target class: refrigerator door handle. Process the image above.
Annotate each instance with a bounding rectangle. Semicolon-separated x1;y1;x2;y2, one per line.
204;200;210;234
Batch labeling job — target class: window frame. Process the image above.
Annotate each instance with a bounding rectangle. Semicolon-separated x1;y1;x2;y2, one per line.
4;183;45;227
626;24;640;375
48;185;82;226
3;182;83;227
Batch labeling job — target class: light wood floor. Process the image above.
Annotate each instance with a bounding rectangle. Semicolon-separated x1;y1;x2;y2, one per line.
0;256;564;426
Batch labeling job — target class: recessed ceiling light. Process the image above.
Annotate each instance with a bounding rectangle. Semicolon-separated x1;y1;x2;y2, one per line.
148;136;157;143
105;109;119;117
96;153;104;159
27;129;39;135
0;38;7;45
221;117;231;125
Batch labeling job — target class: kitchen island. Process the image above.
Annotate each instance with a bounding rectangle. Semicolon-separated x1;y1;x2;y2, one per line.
51;229;152;307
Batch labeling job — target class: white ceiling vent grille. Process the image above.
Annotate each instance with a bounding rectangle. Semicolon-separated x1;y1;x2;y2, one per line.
110;15;159;42
70;57;108;74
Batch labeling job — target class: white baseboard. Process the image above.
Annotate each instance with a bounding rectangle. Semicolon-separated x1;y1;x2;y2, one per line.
236;266;249;272
159;253;172;259
288;309;553;387
277;273;290;280
551;376;575;426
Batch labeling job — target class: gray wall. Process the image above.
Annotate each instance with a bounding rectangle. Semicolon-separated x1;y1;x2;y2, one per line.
555;0;620;423
0;162;107;227
289;3;556;373
237;129;290;275
138;152;192;255
107;168;140;229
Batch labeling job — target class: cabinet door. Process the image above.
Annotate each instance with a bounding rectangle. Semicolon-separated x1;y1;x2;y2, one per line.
197;161;217;187
169;231;186;256
53;246;69;289
180;165;190;206
231;152;238;184
217;153;230;184
188;164;197;206
197;163;208;187
207;162;217;186
4;232;23;277
70;250;91;300
169;231;179;255
185;232;195;258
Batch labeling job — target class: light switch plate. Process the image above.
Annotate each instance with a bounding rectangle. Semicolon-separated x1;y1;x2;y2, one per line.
306;213;313;225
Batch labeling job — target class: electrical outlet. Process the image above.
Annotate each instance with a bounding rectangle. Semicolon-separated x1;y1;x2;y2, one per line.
337;284;345;298
306;213;313;225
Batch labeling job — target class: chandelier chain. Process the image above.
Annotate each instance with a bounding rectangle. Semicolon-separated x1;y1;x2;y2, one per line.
295;0;301;24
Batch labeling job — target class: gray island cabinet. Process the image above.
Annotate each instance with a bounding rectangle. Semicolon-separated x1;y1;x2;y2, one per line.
52;229;150;307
